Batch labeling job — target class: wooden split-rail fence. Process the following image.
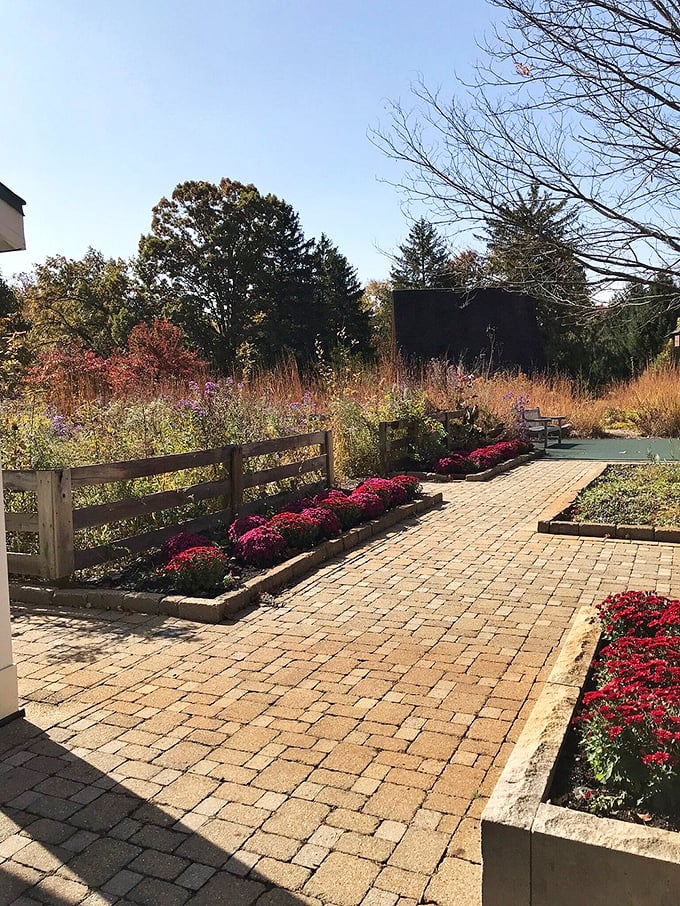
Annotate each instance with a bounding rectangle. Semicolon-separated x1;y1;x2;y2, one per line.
3;430;333;581
378;409;466;473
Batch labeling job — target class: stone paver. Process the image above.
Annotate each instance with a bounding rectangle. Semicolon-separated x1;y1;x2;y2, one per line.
2;460;680;905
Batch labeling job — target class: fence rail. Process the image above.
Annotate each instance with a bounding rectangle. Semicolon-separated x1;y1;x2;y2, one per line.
4;430;333;580
378;410;465;473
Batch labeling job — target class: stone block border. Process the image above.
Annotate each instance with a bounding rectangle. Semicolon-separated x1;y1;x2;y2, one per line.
10;493;443;624
404;451;543;484
481;606;680;906
537;463;680;542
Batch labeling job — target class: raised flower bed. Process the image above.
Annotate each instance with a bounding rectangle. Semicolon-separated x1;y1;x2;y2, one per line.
406;439;538;483
11;476;443;623
538;463;680;542
482;592;680;906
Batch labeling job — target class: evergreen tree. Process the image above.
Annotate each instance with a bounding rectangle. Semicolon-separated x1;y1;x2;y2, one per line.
483;185;590;372
251;196;316;367
312;235;371;359
390;218;451;288
587;278;680;385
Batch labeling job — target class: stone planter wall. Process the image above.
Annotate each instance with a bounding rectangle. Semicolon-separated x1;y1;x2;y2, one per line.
481;607;680;906
10;493;443;624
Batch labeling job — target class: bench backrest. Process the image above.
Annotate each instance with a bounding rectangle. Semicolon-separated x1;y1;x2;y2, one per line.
522;407;541;421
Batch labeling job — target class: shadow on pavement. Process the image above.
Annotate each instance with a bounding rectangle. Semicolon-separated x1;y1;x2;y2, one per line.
0;718;309;906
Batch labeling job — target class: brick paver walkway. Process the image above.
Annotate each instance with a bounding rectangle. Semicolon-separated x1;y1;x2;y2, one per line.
2;460;679;906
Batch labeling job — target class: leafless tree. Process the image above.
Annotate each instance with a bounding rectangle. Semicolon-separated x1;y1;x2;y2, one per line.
372;0;680;304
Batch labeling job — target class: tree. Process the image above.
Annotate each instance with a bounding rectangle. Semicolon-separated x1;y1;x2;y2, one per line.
361;279;394;358
312;235;372;359
0;271;30;391
588;278;680;384
138;179;368;371
250;196;316;368
390;218;451;288
374;1;680;302
18;249;147;356
137;180;276;369
444;250;487;290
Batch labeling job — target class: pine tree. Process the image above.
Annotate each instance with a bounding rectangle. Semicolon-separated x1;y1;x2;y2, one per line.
312;235;371;359
483;185;590;371
390;218;451;288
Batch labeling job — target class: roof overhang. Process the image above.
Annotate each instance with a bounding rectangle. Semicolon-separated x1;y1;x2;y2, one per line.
0;183;26;253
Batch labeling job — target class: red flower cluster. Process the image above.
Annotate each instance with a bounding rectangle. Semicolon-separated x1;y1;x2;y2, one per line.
235;525;287;567
228;514;267;542
355;477;398;507
231;477;421;565
300;507;342;539
163;544;228;594
315;492;362;529
161;532;212;562
268;512;320;549
435;439;530;475
351;491;385;519
391;474;421;499
597;590;680;641
579;590;680;802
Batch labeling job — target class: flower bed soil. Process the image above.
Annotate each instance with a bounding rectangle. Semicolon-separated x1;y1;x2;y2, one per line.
9;492;443;623
538;463;680;542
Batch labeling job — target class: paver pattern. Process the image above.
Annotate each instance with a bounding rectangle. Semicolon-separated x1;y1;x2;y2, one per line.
2;459;680;906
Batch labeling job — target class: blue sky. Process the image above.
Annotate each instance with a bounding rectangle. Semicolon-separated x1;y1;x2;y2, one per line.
1;1;496;283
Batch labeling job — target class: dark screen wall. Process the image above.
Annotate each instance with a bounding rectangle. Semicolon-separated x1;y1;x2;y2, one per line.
392;288;546;371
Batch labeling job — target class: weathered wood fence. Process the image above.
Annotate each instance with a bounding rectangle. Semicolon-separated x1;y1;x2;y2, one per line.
379;410;465;473
4;430;333;581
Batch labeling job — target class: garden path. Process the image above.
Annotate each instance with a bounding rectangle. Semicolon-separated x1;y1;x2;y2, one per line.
2;459;680;906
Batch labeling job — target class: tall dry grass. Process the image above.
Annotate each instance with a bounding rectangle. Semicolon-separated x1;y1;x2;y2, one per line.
603;365;680;436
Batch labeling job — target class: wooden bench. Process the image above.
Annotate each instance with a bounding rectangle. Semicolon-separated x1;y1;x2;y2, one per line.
521;407;572;447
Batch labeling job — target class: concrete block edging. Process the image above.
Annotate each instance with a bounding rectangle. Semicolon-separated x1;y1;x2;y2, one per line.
536;463;680;543
10;492;443;625
481;606;680;906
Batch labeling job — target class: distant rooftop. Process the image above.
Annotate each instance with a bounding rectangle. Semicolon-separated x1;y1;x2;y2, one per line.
0;182;26;215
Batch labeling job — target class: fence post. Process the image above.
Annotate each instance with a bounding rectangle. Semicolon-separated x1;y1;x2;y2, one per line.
378;422;388;475
323;431;334;489
36;469;74;580
230;447;244;517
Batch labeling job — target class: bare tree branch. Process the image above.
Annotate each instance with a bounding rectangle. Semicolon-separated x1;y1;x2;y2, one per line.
371;0;680;303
